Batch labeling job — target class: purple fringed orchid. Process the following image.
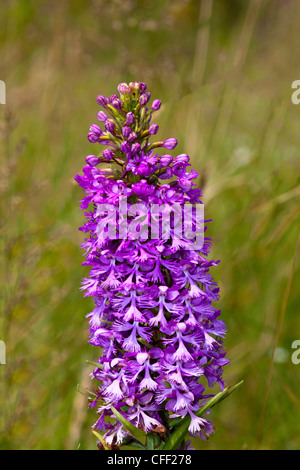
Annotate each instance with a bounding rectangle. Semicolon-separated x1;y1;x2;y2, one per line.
75;81;232;450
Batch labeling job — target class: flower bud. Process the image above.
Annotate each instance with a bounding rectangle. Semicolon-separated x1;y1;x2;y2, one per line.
96;95;108;107
163;138;178;150
139;92;151;106
120;141;131;153
126;112;135;124
87;132;99;143
118;82;131;95
128;132;137;142
86;154;101;166
97;111;108;122
152;99;161;111
160;154;173;167
129;82;140;92
175;153;190;164
104;119;115;133
131;142;141;154
102;149;114;161
112;98;122;109
122;126;131;138
139;82;147;93
89;124;102;136
149;123;159;135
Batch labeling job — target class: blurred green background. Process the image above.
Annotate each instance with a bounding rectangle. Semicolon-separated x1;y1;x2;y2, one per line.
1;0;300;450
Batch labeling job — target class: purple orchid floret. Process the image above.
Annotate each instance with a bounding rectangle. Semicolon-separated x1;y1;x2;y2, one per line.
75;81;229;449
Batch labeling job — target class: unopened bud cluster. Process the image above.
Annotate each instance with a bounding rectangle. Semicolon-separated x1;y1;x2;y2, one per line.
86;81;178;181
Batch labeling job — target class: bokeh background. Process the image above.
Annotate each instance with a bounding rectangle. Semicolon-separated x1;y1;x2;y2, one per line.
1;0;300;450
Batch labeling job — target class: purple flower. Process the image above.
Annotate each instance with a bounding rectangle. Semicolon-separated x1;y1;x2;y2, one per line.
135;161;151;177
172;161;190;177
76;82;229;449
132;180;156;200
159;167;173;180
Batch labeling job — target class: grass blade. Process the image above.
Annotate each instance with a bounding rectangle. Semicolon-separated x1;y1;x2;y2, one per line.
162;380;243;450
111;406;147;446
92;430;111;450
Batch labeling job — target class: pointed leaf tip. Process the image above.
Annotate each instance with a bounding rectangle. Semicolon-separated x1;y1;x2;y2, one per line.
92;430;111;450
162;380;243;450
111;406;147;446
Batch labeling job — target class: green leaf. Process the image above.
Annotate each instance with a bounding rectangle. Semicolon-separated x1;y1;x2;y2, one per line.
111;406;147;446
146;432;160;450
162;380;244;450
92;430;111;450
86;360;103;369
76;383;97;401
123;440;147;450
